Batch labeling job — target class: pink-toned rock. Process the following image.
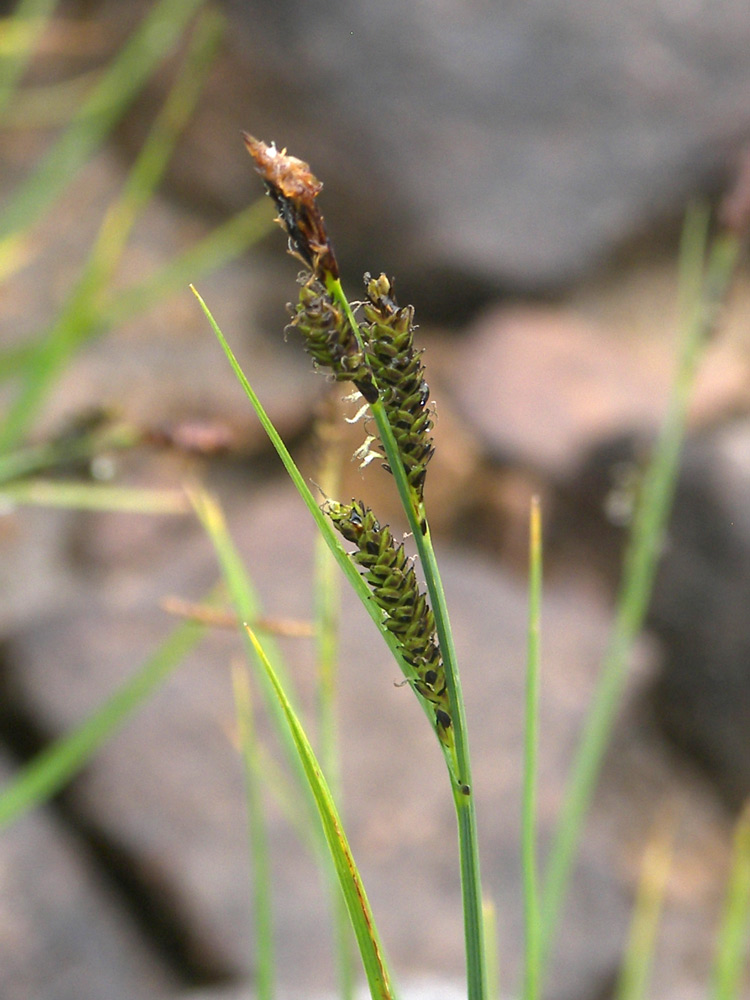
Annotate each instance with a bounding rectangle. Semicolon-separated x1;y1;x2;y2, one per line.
445;303;750;479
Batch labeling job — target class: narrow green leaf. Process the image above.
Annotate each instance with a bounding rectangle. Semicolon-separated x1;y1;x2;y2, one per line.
0;616;206;829
0;0;60;115
615;813;676;1000
189;485;324;853
232;664;275;1000
245;625;398;1000
522;496;542;1000
711;805;750;1000
187;485;301;713
0;478;189;513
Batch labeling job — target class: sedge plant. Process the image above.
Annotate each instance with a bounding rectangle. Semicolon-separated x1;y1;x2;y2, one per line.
2;91;748;992
197;134;488;998
194;135;750;1000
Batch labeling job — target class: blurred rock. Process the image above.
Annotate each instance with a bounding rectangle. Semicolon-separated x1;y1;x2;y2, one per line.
648;418;750;808
439;300;750;481
0;756;177;1000
0;504;80;633
111;0;750;310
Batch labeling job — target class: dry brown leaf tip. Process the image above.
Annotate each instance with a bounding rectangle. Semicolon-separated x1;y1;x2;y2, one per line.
242;132;338;279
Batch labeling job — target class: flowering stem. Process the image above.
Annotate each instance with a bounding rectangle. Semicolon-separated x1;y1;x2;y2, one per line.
328;275;487;1000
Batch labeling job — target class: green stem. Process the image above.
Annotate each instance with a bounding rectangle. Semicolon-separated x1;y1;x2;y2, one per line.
328;276;486;1000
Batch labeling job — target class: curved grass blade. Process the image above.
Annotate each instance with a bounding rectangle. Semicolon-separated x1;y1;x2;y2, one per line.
314;416;357;1000
245;625;398;1000
190;482;366;998
188;484;314;806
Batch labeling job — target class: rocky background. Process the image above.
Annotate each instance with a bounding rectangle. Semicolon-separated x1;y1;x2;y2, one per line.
2;2;750;999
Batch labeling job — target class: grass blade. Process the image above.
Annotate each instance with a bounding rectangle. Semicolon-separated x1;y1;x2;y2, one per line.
522;496;543;1000
0;0;60;115
245;625;398;1000
232;663;275;1000
614;811;676;1000
710;805;750;1000
191;481;371;998
187;485;302;716
0;615;206;829
0;478;189;513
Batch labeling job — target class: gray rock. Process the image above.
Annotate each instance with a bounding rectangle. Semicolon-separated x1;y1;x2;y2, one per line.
649;418;750;807
0;756;177;1000
128;0;750;307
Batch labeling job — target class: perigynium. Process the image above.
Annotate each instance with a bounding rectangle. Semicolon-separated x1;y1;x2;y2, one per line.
360;272;434;504
326;498;452;748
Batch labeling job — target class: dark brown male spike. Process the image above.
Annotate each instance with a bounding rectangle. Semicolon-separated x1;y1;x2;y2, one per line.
242;132;339;280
